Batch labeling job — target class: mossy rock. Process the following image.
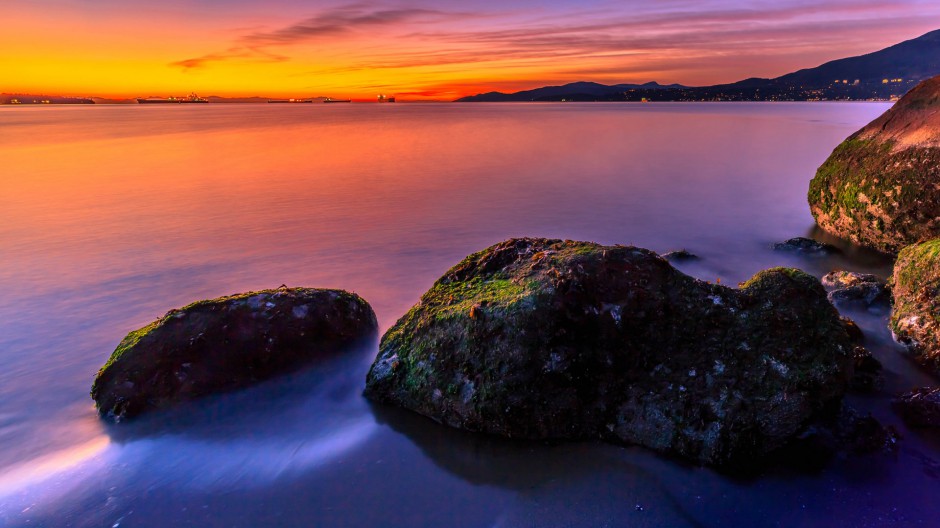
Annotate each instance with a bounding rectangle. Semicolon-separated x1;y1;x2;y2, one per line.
809;76;940;254
364;238;854;468
92;287;377;421
891;239;940;376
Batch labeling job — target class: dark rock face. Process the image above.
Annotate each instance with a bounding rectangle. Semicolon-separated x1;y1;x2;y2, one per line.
894;387;940;427
822;271;890;308
826;407;897;454
890;240;940;376
364;238;855;467
92;287;377;422
785;405;898;467
840;316;864;342
772;237;838;254
809;75;940;253
851;346;883;392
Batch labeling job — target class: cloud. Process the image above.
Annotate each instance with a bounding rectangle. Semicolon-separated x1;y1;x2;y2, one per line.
241;7;450;46
170;4;476;70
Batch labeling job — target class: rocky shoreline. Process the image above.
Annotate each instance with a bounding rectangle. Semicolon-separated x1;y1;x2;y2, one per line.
806;75;940;434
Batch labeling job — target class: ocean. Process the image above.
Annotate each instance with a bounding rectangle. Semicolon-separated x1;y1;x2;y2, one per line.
1;102;937;527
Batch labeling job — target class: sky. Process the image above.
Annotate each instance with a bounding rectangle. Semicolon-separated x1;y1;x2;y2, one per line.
4;0;940;100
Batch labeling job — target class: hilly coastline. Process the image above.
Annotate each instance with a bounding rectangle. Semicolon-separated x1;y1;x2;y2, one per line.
458;29;940;102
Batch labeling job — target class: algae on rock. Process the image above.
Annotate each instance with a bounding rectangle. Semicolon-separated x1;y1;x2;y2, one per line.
365;238;854;467
891;239;940;377
92;287;377;421
809;76;940;253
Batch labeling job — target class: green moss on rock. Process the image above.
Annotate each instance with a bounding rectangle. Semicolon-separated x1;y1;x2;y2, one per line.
92;287;377;422
808;76;940;253
891;239;940;376
364;238;854;468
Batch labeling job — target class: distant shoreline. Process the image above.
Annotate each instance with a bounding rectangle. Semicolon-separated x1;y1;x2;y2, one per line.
0;99;898;106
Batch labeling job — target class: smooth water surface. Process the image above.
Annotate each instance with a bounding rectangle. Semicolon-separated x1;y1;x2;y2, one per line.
1;102;938;527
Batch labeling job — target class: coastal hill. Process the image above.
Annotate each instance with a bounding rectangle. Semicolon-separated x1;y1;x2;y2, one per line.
460;81;685;102
777;29;940;87
457;29;940;102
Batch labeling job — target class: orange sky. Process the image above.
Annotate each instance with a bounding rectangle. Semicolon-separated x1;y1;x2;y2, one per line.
4;0;940;100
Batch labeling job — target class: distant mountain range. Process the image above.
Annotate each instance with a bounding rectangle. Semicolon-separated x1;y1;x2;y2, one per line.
457;29;940;102
459;81;686;102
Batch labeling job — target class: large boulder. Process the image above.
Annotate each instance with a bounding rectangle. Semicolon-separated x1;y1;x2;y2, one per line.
92;287;377;421
809;75;940;253
365;238;854;467
890;239;940;376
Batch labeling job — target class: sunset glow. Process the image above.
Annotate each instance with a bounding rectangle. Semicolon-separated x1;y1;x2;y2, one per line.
5;1;940;100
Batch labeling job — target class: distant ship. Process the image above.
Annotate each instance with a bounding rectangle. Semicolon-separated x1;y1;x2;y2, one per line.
137;93;208;104
323;98;351;103
268;99;314;103
377;94;396;103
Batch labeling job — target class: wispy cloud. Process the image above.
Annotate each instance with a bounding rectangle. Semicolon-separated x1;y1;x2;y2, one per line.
171;4;477;69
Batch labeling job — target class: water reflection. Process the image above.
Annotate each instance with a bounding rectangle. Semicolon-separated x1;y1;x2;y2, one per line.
1;343;381;523
6;102;940;527
0;436;110;498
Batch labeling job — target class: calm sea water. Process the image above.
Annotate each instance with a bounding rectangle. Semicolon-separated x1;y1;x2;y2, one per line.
1;102;938;527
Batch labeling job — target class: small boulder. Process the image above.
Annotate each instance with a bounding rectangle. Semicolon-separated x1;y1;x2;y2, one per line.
822;271;890;308
809;75;940;253
890;239;940;376
365;238;854;468
92;287;377;421
661;249;699;261
894;387;940;427
822;271;883;289
773;237;838;255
